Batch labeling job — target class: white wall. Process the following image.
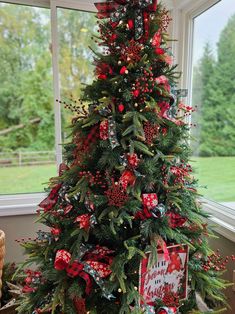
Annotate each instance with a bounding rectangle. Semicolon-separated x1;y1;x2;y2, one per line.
0;214;42;263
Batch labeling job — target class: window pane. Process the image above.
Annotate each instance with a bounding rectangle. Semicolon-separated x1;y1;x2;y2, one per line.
0;3;56;194
57;8;97;141
191;0;235;209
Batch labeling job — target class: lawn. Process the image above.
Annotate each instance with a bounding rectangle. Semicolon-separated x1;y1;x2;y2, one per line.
191;157;235;202
0;158;234;202
0;164;57;194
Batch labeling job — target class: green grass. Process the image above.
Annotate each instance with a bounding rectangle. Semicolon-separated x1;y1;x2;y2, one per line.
0;164;57;194
0;158;234;202
191;157;235;202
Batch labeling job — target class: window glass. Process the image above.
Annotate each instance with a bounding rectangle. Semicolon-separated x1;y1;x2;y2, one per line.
57;8;97;141
191;0;235;209
0;3;56;194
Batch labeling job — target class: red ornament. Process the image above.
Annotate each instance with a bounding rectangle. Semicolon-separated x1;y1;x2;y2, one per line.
54;250;71;271
119;170;136;189
100;119;109;140
128;19;134;29
51;227;61;236
120;66;128;75
74;214;91;231
98;74;107;80
110;33;117;41
132;89;140;98
118;104;125;112
156;47;165;55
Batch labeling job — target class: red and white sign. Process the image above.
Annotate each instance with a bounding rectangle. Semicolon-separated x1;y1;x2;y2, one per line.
139;245;188;305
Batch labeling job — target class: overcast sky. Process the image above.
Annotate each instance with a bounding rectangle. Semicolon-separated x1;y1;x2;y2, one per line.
193;0;235;64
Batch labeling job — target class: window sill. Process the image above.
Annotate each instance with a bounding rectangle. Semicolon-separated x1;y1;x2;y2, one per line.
201;198;235;243
1;195;235;243
0;193;45;217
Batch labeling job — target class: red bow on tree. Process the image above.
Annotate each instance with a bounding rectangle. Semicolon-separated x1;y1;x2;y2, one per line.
38;183;62;212
95;0;157;41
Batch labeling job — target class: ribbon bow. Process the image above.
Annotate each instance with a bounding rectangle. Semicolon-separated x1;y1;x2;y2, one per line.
95;0;157;41
64;245;114;299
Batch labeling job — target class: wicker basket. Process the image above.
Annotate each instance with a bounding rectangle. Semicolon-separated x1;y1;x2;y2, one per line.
0;230;5;303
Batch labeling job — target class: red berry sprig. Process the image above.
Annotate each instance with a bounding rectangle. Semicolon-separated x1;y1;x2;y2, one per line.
202;250;235;272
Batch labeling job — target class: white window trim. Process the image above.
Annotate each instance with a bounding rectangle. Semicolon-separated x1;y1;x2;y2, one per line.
174;0;235;241
0;0;98;217
0;193;45;216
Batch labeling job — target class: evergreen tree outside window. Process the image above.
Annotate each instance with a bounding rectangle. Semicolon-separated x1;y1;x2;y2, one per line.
0;2;56;194
191;0;235;208
57;9;97;142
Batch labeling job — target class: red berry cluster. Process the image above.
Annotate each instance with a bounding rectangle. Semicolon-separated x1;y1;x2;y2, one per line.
144;121;159;144
170;163;192;185
22;269;43;293
120;39;142;63
202;250;235;272
72;126;99;167
132;67;155;102
105;181;129;207
79;170;107;189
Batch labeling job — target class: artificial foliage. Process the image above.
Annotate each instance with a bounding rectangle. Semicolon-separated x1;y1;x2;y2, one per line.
16;1;230;313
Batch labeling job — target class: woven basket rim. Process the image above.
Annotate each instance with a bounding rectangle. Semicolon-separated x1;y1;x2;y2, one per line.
0;230;5;245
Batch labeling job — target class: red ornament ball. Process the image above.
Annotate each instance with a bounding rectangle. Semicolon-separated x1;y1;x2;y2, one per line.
128;19;134;29
118;104;125;112
120;66;128;75
98;74;107;80
132;89;140;98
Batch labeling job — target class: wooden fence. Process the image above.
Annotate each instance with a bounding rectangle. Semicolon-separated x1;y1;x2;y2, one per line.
0;151;56;167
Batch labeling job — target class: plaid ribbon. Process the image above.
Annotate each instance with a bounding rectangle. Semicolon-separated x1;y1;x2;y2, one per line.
95;0;157;41
39;183;62;212
65;245;114;297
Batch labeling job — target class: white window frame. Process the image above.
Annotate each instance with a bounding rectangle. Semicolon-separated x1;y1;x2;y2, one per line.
0;0;98;216
174;0;235;242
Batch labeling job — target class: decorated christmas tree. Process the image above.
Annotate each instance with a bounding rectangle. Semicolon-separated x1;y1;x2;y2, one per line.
17;1;229;313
